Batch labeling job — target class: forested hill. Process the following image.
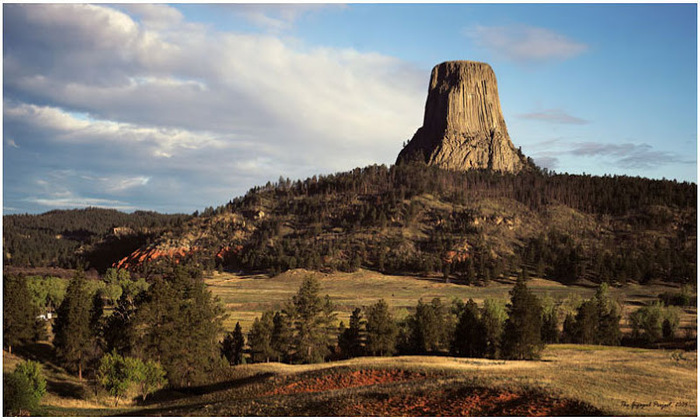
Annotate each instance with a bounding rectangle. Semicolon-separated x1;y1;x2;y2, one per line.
3;208;189;271
4;163;696;286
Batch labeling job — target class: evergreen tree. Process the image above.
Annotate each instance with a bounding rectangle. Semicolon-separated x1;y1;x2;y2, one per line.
53;269;93;379
561;313;577;343
286;276;337;363
365;299;398;356
573;300;599;344
338;308;365;358
502;279;543;360
3;274;37;354
564;284;621;345
481;299;507;359
248;311;276;363
103;287;141;356
222;322;246;365
451;299;487;357
594;283;621;346
540;295;559;344
407;298;451;354
130;265;225;386
271;311;293;362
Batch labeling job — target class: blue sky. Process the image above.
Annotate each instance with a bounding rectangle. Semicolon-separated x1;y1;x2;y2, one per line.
3;2;697;214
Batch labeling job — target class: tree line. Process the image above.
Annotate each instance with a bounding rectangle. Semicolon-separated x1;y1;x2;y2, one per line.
219;274;689;367
4;264;693;412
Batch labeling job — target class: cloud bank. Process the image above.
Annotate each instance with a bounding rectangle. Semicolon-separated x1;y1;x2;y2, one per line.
3;4;425;213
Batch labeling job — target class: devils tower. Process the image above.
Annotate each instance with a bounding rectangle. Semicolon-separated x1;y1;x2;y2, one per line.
397;61;528;172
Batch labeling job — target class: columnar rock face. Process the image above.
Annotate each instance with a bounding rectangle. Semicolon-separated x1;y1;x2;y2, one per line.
397;61;527;172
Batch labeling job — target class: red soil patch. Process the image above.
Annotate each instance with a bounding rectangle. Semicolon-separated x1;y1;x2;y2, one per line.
340;387;598;416
263;369;430;396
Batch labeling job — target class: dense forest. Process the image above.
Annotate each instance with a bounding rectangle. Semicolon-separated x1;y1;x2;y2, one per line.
3;208;189;271
4;162;696;285
191;163;695;285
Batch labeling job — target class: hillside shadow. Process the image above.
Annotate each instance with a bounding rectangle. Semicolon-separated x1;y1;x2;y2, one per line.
46;378;85;399
145;372;275;405
114;401;212;417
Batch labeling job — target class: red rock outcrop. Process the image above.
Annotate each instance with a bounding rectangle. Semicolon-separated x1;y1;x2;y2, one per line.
114;246;198;270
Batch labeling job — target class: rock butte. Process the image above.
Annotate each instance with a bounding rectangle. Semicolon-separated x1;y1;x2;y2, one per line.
397;60;528;173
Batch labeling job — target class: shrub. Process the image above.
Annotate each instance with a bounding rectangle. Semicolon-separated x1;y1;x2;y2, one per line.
630;302;681;343
3;361;46;416
98;352;167;406
98;351;132;406
14;360;46;401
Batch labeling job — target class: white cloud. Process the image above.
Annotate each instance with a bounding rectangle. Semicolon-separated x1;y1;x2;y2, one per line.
104;176;151;193
466;24;588;63
3;3;426;213
517;109;589;125
4;102;227;158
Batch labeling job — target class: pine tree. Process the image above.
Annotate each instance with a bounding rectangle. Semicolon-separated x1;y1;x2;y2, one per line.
248;311;276;363
3;274;37;354
540;295;559;344
561;313;577;343
131;265;225;386
502;279;543;360
286;276;337;363
365;299;398;356
271;311;292;362
594;283;621;345
451;299;487;357
222;322;246;365
103;287;140;355
338;308;365;358
407;298;450;354
53;269;93;379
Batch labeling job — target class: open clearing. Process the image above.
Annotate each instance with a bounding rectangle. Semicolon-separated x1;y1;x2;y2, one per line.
205;268;696;333
12;344;694;416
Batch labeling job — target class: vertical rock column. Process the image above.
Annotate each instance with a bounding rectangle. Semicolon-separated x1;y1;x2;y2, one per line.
397;61;526;173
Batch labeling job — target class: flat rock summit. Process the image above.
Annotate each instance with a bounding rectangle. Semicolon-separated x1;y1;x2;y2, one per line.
397;61;528;173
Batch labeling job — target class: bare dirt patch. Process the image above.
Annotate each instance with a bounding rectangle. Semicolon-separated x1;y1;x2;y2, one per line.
263;369;431;396
339;386;602;416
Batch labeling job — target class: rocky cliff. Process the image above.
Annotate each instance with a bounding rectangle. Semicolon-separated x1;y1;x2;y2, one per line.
397;61;528;172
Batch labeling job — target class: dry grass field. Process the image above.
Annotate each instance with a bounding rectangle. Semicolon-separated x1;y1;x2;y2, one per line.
5;343;695;416
206;268;695;334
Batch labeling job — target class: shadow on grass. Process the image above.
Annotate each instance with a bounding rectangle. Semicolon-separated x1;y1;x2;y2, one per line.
46;378;85;399
144;372;275;405
115;401;214;417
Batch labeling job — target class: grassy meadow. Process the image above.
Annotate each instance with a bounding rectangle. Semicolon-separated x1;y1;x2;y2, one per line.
206;268;696;334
